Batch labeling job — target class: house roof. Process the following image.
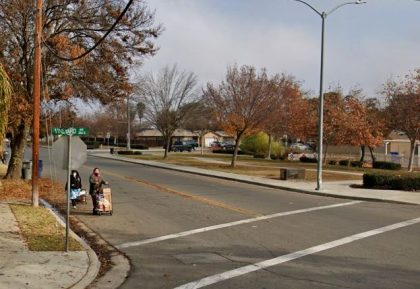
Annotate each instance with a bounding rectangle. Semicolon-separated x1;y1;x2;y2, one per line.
135;129;198;138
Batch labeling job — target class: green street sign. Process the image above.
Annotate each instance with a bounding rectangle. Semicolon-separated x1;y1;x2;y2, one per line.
52;127;89;136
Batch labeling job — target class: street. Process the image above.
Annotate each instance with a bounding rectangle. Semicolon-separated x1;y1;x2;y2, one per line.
40;150;420;289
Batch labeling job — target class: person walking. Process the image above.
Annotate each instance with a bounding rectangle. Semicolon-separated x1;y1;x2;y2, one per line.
66;170;82;209
89;167;107;215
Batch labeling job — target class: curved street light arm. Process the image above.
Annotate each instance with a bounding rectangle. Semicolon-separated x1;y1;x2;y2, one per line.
293;0;322;17
327;1;366;16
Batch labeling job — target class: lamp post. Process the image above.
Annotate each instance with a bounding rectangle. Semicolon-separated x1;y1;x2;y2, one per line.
293;0;366;190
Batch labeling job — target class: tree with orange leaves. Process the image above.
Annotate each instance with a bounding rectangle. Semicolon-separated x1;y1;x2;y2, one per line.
204;65;278;167
383;70;420;172
0;0;162;178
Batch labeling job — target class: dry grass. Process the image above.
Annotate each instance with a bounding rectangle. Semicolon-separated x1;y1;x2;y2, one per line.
10;204;83;251
125;153;362;182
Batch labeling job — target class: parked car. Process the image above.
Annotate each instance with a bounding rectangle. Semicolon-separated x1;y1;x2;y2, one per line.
290;143;311;151
170;140;193;152
210;141;235;150
185;140;198;150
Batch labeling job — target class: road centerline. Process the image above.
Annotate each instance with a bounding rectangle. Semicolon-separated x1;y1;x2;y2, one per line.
174;217;420;289
116;200;362;249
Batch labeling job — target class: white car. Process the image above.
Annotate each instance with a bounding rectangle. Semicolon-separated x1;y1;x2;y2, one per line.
290;143;310;151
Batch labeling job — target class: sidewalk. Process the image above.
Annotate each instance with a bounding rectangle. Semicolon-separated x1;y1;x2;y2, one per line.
0;202;99;289
91;152;420;206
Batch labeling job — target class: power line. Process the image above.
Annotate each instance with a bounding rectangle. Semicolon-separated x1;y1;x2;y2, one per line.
43;0;134;62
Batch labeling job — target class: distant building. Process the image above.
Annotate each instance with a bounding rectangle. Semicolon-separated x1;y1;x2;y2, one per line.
383;131;420;157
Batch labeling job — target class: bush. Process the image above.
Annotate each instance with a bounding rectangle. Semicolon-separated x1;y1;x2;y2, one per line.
240;133;285;159
339;160;349;166
300;156;317;163
350;161;364;168
363;172;420;191
131;144;148;150
328;160;337;165
83;141;101;149
372;161;401;170
117;150;143;155
253;153;265;159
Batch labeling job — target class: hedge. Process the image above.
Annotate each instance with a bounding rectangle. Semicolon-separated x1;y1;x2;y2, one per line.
339;160;349;166
117;150;143;155
212;149;245;155
328;160;337;165
363;172;420;191
300;156;317;163
372;161;401;170
350;161;364;168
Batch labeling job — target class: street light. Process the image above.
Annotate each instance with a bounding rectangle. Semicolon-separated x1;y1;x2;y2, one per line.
293;0;366;190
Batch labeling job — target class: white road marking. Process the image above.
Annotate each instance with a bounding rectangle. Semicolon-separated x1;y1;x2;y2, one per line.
116;201;362;249
175;217;420;289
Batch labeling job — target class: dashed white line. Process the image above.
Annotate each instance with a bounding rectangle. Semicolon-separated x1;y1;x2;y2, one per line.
174;217;420;289
116;200;362;249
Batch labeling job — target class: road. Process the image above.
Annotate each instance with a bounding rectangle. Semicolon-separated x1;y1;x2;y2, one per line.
39;149;420;289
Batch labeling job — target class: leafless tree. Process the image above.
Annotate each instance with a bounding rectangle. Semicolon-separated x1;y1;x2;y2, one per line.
136;65;199;158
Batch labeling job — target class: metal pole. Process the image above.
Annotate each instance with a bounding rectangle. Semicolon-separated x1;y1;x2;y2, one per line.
316;13;326;191
65;133;71;252
127;94;131;150
31;0;42;207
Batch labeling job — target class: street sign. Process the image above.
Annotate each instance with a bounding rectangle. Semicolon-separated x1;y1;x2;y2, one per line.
52;127;89;136
52;136;87;170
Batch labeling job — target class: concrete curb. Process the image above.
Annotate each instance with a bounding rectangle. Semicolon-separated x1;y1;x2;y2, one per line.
39;199;100;289
90;153;419;206
75;221;131;289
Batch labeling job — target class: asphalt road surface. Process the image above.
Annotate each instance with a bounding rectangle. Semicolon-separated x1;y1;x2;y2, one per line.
39;149;420;289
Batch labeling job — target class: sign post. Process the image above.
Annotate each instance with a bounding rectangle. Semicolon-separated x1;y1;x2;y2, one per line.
52;127;88;251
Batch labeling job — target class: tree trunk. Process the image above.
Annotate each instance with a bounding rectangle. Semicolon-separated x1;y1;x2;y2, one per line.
266;134;272;160
200;134;204;156
323;142;329;165
359;145;365;162
5;122;30;179
368;146;376;163
407;139;416;172
231;132;243;168
164;135;170;159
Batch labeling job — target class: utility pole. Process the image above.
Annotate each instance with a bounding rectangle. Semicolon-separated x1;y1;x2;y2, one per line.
32;0;42;207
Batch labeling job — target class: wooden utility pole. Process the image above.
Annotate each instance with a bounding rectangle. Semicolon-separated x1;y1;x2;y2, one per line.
32;0;42;207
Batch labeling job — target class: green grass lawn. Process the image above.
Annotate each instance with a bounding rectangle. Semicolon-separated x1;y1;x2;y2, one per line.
10;204;83;251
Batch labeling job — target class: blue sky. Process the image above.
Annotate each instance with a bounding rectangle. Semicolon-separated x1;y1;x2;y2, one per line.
139;0;420;98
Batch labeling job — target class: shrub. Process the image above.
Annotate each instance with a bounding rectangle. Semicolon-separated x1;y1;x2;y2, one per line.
131;144;148;150
240;132;285;159
363;172;420;191
339;160;349;166
253;153;265;159
372;161;401;170
300;156;317;163
328;160;337;165
350;161;364;168
117;150;142;155
83;141;101;149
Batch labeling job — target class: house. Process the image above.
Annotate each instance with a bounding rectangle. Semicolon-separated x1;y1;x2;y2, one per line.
202;131;235;147
383;131;420;157
134;129;198;147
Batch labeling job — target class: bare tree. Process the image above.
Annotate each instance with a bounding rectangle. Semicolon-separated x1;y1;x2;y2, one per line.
204;65;277;167
136;65;199;158
383;70;420;171
183;100;216;155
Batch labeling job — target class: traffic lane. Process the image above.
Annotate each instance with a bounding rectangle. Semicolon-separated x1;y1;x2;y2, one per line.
206;224;420;289
119;202;420;289
72;171;249;247
86;156;350;215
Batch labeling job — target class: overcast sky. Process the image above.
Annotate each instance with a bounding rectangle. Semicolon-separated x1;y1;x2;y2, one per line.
138;0;420;98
